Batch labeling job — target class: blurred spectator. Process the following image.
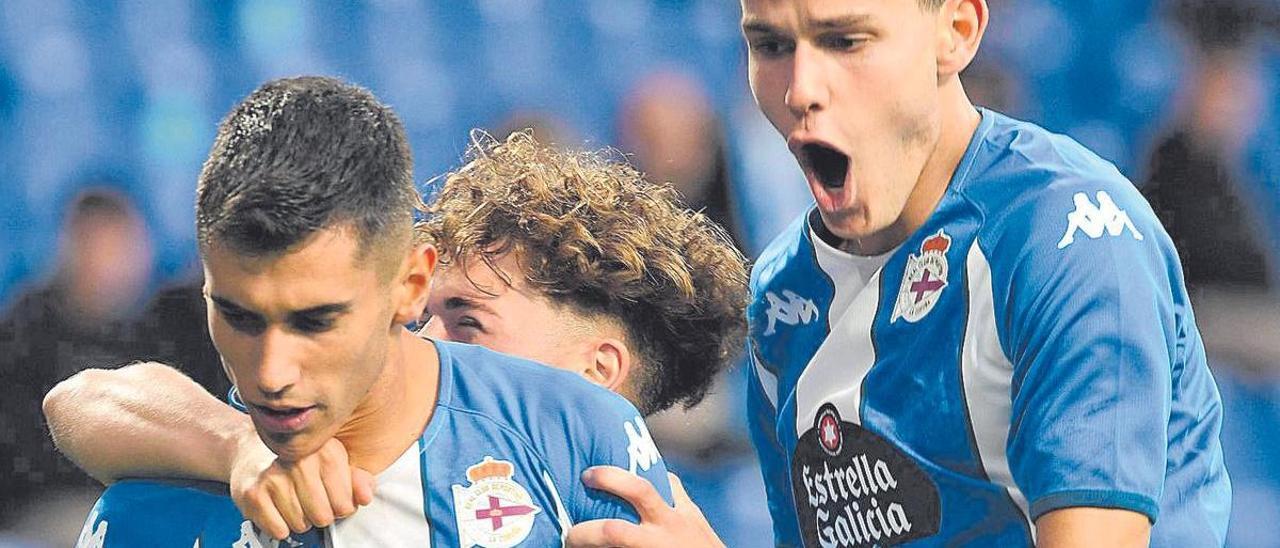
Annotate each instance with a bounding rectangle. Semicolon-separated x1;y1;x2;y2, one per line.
0;187;153;533
618;70;745;250
0;188;223;546
1142;2;1280;546
617;70;772;547
133;280;226;398
962;57;1025;116
1143;0;1279;368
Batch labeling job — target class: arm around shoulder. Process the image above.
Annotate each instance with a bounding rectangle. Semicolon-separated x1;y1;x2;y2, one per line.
44;361;254;484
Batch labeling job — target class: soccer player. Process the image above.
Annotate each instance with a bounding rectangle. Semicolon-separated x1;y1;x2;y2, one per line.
45;76;731;547
565;1;1231;547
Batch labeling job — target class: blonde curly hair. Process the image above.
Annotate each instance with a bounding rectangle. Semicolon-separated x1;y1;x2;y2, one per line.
418;131;749;415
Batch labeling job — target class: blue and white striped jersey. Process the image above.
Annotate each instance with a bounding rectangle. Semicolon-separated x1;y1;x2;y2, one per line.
75;339;672;547
747;109;1231;547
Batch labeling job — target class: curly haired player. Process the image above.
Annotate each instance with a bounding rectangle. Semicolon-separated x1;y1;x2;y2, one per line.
418;131;747;416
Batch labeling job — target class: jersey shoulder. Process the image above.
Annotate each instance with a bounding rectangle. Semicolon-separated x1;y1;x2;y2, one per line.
436;340;649;461
750;209;816;293
432;340;672;514
439;339;640;421
954;109;1171;261
79;479;266;547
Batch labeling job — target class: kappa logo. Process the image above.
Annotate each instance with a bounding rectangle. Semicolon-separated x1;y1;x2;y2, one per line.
763;290;820;336
75;512;107;548
625;416;662;474
891;230;951;324
233;520;306;548
453;457;542;548
1057;190;1144;249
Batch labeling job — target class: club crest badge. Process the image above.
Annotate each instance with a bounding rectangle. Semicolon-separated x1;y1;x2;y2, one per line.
452;457;542;548
891;230;951;323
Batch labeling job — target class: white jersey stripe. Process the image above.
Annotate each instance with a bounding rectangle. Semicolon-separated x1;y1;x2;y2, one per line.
330;443;432;547
792;228;895;434
793;270;884;433
960;242;1032;533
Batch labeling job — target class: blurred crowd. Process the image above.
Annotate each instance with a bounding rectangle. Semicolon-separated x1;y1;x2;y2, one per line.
1;1;1277;546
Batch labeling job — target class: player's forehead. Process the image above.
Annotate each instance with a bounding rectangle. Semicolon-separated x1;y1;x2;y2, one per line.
432;252;588;322
202;229;377;312
741;0;893;30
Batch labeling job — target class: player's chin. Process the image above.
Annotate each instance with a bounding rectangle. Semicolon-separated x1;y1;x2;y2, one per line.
816;209;873;241
250;420;327;460
261;433;323;462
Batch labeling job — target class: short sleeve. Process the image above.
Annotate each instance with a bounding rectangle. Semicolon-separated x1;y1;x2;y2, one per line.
993;184;1180;522
563;392;675;524
746;347;802;547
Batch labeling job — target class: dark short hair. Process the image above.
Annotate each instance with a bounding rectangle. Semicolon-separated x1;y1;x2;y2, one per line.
196;76;418;260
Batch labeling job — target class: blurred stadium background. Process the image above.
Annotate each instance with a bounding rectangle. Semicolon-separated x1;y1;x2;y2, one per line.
1;0;1277;546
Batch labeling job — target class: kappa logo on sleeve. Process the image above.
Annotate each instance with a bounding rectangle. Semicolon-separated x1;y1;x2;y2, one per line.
232;520;316;548
763;289;820;336
791;404;941;548
75;511;107;548
1057;190;1144;249
624;416;662;474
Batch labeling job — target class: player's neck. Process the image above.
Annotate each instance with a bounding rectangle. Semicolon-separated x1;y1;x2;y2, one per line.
336;329;440;474
876;87;980;254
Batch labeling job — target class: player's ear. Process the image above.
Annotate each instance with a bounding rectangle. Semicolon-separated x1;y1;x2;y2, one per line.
582;337;632;395
936;0;988;79
392;243;437;326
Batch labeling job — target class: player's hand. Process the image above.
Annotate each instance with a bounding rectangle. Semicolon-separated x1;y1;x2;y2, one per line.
565;467;725;548
229;436;376;540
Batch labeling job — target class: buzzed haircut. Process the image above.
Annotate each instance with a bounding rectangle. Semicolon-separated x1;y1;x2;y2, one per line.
196;76;419;260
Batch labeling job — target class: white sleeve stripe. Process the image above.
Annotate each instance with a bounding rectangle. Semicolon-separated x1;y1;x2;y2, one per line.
542;470;573;540
961;242;1032;536
752;351;780;410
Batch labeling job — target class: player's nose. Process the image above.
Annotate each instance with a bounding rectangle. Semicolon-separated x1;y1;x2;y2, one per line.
785;43;829;120
253;327;302;395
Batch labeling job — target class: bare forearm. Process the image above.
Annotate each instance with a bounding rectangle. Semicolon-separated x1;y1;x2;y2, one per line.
1035;507;1150;548
43;362;252;483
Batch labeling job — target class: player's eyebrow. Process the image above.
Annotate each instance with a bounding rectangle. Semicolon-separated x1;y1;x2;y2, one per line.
742;13;873;34
741;17;781;35
809;14;873;30
209;295;254;315
209;295;350;317
290;302;352;317
443;296;496;316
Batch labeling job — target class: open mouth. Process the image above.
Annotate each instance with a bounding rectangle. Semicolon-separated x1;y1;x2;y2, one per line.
251;403;317;433
800;143;849;189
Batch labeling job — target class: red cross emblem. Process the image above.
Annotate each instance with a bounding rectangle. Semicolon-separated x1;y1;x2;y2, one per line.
910;269;945;303
474;495;538;531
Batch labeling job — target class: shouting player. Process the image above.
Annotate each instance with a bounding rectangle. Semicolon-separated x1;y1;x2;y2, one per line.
566;1;1230;547
44;76;713;547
